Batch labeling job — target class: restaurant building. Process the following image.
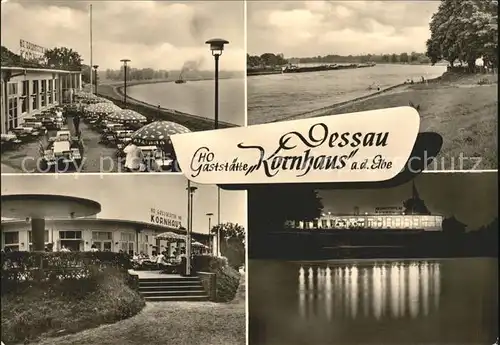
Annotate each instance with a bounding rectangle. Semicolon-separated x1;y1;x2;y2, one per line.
1;66;82;134
289;181;443;231
1;218;213;256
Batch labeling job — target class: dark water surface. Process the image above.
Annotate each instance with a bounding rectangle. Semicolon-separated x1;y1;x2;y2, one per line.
249;258;498;345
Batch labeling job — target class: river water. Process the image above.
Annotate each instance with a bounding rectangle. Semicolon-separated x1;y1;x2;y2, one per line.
127;78;245;126
249;258;498;345
247;64;447;125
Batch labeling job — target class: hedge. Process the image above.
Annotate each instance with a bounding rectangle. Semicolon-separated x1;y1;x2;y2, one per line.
192;255;241;302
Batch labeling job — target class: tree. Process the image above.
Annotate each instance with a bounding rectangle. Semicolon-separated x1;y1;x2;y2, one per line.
442;216;467;234
426;0;498;70
44;47;83;70
211;222;245;269
1;46;21;66
248;186;324;232
399;52;409;63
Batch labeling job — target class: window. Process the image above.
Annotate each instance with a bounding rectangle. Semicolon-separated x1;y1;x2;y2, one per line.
32;81;39;110
48;79;53;104
54;80;59;103
321;219;329;228
41;80;47;106
28;230;49;243
4;231;19;245
59;231;82;239
7;83;18;96
403;217;411;228
21;81;29;113
8;98;18;130
92;231;112;241
120;232;135;255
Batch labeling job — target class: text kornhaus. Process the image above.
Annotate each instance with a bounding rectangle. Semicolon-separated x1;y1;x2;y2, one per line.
238;123;389;177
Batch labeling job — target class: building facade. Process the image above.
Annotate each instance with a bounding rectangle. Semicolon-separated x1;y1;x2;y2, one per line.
1;218;213;256
289;213;443;231
1;66;82;134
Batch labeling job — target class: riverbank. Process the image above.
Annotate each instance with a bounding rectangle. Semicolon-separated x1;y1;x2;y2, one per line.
96;81;238;132
284;72;498;170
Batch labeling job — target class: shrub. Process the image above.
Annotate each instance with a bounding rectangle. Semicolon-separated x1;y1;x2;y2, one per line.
192;255;241;303
192;254;228;273
1;267;144;344
215;266;241;303
1;251;132;294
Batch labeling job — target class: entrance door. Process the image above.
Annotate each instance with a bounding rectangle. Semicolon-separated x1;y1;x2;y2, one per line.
60;240;81;251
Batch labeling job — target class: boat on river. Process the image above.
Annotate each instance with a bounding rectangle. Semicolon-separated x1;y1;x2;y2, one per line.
282;62;376;74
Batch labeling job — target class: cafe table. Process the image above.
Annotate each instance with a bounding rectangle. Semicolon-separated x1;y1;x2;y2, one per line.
53;141;70;155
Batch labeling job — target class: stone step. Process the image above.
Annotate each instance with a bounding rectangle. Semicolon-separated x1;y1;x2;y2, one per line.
144;295;209;302
139;280;201;287
139;285;204;292
138;277;200;284
141;289;207;297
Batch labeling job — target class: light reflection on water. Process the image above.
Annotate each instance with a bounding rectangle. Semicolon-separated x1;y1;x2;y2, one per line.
250;258;498;345
297;262;441;321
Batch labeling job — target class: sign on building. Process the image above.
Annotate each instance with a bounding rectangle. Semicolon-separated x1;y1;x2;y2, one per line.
19;39;48;65
149;208;182;228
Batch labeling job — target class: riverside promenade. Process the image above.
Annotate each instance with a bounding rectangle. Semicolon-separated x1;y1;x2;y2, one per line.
97;81;238;132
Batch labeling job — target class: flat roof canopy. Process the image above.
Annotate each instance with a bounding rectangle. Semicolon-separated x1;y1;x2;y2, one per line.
1;194;101;219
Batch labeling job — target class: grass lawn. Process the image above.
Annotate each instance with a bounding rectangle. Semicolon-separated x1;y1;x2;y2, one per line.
314;74;498;170
30;279;246;345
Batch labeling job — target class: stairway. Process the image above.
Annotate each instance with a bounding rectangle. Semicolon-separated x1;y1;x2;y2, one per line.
138;276;210;302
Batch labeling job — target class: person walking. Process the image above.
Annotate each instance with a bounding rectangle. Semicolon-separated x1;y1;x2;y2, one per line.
72;112;81;136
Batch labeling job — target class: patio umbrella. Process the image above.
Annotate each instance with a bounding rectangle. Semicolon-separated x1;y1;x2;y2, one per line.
85;102;121;116
155;232;186;241
191;241;208;248
106;109;147;125
131;121;191;146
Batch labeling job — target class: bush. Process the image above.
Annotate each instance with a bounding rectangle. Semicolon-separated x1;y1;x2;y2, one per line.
1;251;132;293
215;266;241;303
1;267;144;344
191;255;241;302
192;254;228;273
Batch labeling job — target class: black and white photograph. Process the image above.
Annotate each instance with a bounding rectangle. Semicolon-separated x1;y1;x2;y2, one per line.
248;172;498;345
1;174;246;345
247;0;498;170
1;1;245;173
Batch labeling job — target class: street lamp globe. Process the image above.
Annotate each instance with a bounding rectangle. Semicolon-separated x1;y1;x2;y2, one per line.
205;38;229;56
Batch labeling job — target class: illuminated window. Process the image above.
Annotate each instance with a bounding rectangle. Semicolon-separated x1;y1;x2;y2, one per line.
403;218;411;228
321;219;329;228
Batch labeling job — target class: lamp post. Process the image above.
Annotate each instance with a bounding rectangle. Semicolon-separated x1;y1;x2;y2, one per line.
92;65;99;95
206;38;229;257
206;212;214;254
120;59;131;105
186;181;198;276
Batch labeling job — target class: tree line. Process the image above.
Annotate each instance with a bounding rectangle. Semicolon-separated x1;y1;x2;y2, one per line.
425;0;498;70
104;68;169;81
247;52;431;68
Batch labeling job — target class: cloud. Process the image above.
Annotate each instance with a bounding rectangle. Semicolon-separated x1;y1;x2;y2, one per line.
248;0;440;57
1;1;244;70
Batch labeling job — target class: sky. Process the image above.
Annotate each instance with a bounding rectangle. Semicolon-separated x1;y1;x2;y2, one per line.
248;1;440;57
1;174;247;234
318;172;498;230
1;0;245;71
